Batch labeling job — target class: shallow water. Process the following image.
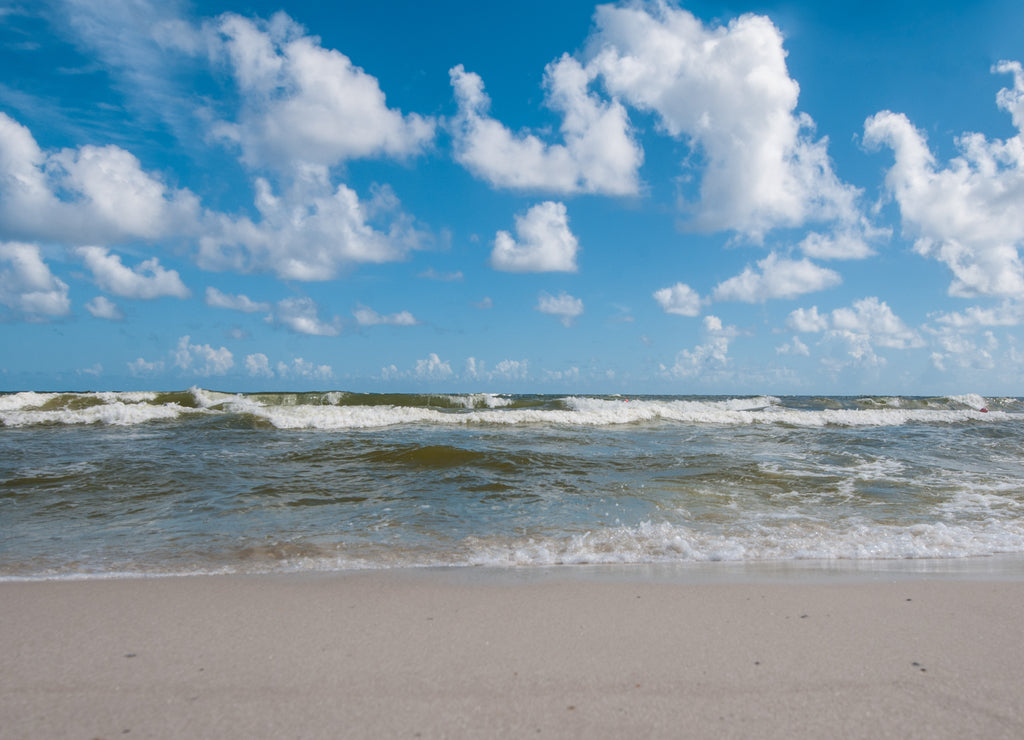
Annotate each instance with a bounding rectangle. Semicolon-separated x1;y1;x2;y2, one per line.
2;389;1023;578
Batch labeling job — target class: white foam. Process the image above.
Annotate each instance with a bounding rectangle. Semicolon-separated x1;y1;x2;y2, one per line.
948;393;990;410
190;386;240;409
235;395;1010;430
92;391;159;404
1;391;1015;430
443;393;514;409
1;401;196;427
0;391;59;411
246;402;443;429
462;517;1024;567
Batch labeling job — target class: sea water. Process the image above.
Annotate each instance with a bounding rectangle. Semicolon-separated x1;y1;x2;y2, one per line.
2;389;1023;579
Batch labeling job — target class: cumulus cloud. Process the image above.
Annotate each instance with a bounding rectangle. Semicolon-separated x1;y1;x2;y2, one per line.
543;366;581;383
930;330;999;373
245;352;273;377
76;246;190;299
0;241;71;320
776;336;810;356
272;296;341;336
352;305;418;326
787;297;923;368
198;172;422;280
491;201;579;272
173;335;234;375
828;298;923;349
798;229;878;260
205;286;269;313
411;354;452;378
587;3;862;238
653;282;701;316
536;290;584;326
449;55;642;195
465;357;530;382
0;113;200;246
864;62;1024;297
664;315;739;378
85;295;123;320
243;352;331;379
786;305;829;333
276;357;333;380
490;359;529;381
43;6;429;283
932;302;1023;328
713;253;840;302
203;12;434;171
127;357;165;375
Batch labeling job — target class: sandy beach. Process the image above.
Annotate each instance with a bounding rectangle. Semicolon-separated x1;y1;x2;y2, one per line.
2;567;1024;739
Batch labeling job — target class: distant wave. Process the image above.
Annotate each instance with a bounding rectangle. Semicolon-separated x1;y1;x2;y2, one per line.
0;388;1016;429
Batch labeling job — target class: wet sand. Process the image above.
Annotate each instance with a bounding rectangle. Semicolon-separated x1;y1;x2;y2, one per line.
2;568;1024;738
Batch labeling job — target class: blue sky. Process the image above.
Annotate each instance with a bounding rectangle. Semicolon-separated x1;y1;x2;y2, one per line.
2;0;1024;394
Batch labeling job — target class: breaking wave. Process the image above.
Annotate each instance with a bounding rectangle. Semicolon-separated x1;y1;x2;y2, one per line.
0;388;1017;429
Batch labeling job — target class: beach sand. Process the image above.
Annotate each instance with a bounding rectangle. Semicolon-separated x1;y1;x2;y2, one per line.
2;568;1024;739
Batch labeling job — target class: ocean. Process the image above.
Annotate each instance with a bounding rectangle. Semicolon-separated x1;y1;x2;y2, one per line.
2;389;1024;579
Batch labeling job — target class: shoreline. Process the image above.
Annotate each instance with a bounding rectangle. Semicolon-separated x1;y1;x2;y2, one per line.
3;566;1024;738
6;550;1024;584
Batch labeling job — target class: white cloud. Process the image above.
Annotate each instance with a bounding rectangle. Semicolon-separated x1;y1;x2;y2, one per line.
829;297;923;350
273;296;341;336
464;357;530;382
174;335;234;375
76;246;190;299
491;201;579;273
786;306;829;333
713;253;840;302
127;357;164;375
587;3;862;238
414;353;453;380
864;62;1024;297
776;336;810;356
474;297;494;310
491;359;529;381
43;7;427;283
205;286;269;313
820;331;885;370
449;55;642;195
536;290;584;326
245;352;332;379
276;357;333;380
653;282;701;316
664;315;739;378
198;172;422;280
932;302;1023;328
787;297;923;368
930;330;999;373
0;241;71;320
543;366;581;383
798;229;877;260
245;352;273;377
204;12;434;171
352;305;418;326
85;295;123;320
0;113;199;245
